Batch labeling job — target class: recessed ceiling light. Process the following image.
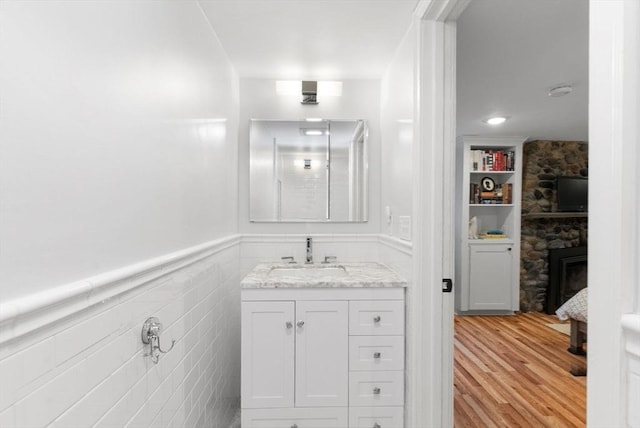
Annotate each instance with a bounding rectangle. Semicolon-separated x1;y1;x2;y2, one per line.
305;118;323;122
304;130;324;136
485;116;507;125
548;84;573;97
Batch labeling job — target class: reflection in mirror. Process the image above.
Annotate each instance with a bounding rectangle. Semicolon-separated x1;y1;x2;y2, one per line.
250;119;367;222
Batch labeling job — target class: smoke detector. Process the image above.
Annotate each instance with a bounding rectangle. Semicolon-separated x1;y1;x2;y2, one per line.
548;84;573;97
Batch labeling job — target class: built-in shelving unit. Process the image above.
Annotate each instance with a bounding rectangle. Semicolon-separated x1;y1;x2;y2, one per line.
455;136;527;314
522;212;588;219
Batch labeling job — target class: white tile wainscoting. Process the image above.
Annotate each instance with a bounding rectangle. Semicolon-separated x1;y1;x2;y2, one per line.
0;236;243;428
0;233;411;427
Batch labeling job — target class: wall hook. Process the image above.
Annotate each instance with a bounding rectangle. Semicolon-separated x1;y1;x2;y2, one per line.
141;317;175;364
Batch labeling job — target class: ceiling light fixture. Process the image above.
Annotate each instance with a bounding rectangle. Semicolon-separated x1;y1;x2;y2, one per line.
301;80;318;104
305;118;323;122
548;84;573;97
275;81;343;101
299;129;325;136
485;116;507;125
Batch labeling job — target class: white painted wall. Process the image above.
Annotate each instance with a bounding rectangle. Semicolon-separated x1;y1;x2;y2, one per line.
0;2;241;426
0;1;239;301
380;25;417;239
379;20;419;428
238;78;381;234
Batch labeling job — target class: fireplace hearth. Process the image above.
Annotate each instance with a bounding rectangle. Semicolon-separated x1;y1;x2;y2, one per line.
545;246;588;314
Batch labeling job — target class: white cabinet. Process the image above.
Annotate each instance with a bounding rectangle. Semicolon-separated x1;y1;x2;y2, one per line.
241;287;405;428
468;242;514;310
455;136;526;314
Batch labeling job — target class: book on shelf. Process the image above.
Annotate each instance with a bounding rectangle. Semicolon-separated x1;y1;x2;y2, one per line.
501;183;512;204
479;233;508;239
470;149;516;172
470;183;480;204
470;182;513;204
480;191;501;198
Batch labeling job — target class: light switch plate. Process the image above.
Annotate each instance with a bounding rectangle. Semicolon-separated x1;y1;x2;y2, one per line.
399;216;411;241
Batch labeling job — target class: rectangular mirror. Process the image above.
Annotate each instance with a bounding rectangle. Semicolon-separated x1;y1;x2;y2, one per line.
249;119;368;222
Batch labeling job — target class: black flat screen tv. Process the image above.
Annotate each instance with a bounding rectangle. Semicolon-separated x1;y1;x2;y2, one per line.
556;176;588;212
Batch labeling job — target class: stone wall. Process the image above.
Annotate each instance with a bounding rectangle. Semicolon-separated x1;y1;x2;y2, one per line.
520;140;588;312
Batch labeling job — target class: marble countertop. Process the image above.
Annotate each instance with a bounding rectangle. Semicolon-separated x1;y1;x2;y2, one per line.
241;262;407;289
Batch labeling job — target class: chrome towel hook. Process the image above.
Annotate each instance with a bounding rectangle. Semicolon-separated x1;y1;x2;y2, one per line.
141;317;175;364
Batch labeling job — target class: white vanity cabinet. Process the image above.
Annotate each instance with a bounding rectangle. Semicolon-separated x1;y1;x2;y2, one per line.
241;299;349;409
241;287;405;428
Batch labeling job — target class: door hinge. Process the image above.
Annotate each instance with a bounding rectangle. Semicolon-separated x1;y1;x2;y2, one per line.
442;278;453;293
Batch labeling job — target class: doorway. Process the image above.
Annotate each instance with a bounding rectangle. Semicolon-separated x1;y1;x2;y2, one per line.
450;0;589;425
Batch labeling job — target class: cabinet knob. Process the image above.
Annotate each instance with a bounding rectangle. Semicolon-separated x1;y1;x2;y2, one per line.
291;424;298;428
373;315;381;323
373;423;382;428
508;247;512;251
373;352;381;359
296;320;305;328
285;321;293;329
373;387;381;395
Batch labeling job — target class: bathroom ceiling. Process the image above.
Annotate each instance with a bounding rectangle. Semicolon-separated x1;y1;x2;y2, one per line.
198;0;419;80
200;0;588;142
456;0;588;141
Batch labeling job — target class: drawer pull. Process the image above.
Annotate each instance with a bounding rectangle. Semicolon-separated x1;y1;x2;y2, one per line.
373;352;381;359
373;315;381;323
373;424;382;428
373;387;381;394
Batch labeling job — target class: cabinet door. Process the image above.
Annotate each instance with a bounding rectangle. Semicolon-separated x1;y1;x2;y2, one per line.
242;301;294;409
295;300;348;407
469;244;514;310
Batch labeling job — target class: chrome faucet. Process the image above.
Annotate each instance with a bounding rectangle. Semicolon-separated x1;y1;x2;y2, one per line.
306;237;313;264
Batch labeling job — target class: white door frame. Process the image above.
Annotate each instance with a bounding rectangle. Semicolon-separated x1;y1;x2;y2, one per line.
588;0;640;426
411;1;468;427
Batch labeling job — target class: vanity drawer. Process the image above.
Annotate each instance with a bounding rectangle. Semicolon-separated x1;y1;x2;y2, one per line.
348;406;404;428
348;371;404;406
349;301;404;335
349;336;404;371
242;407;348;428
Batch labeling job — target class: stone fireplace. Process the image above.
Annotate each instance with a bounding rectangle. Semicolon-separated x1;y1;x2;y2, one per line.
545;246;588;314
519;140;588;312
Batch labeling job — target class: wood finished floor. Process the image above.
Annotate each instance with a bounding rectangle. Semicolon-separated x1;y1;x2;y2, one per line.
454;313;586;428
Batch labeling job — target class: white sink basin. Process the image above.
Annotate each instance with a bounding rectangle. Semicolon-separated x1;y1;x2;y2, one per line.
268;265;348;279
